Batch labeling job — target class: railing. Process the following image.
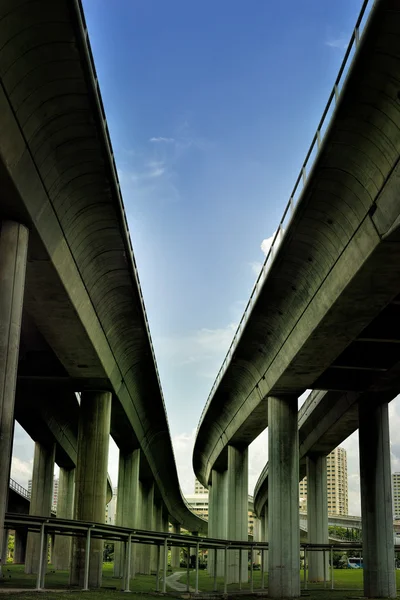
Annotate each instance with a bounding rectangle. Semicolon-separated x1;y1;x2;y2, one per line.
5;513;400;594
197;0;374;432
9;478;29;499
3;513;380;594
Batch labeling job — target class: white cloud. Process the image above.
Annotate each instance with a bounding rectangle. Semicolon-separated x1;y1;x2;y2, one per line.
155;322;237;375
250;261;263;276
261;229;283;257
10;457;33;490
149;137;175;143
172;429;197;495
326;38;347;50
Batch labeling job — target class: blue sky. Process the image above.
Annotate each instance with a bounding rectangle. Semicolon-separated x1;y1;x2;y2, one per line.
13;0;399;513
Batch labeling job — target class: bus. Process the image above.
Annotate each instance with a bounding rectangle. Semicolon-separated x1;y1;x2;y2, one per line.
348;557;363;569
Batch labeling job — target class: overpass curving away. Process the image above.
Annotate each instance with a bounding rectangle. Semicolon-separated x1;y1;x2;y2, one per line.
194;0;400;488
0;0;206;585
194;1;400;596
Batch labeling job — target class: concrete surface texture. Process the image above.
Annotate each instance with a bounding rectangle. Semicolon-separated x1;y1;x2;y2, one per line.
0;0;205;538
114;449;140;578
70;391;111;588
52;467;75;571
25;442;55;574
268;396;300;598
359;399;396;598
0;221;28;576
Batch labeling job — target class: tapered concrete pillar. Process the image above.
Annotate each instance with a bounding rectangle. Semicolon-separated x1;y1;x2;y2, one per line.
207;480;215;576
227;445;248;584
0;221;29;576
14;530;27;564
70;391;111;589
359;399;396;598
2;530;9;566
307;454;329;581
268;395;300;598
136;481;154;574
114;449;140;578
208;468;227;577
261;509;268;571
53;467;75;570
151;500;163;570
162;511;169;534
25;442;56;574
171;524;181;569
252;518;261;565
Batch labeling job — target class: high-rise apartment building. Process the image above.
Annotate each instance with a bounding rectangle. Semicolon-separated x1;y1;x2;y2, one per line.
392;473;400;518
52;478;59;513
28;478;60;513
299;446;348;515
194;478;208;494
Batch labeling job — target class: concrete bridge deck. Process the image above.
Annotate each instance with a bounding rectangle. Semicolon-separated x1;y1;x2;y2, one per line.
0;0;204;535
194;0;400;488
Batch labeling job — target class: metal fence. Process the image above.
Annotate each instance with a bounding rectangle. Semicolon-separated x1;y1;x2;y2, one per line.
9;478;29;499
4;512;397;594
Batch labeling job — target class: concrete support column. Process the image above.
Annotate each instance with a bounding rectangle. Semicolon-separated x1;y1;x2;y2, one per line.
171;524;181;569
359;399;396;598
136;481;154;575
207;480;215;576
2;530;9;566
227;445;248;584
25;441;56;574
53;467;75;570
268;395;300;598
261;510;268;571
151;501;163;571
114;449;140;578
70;391;111;589
162;511;169;534
307;454;329;582
0;221;29;575
209;468;227;577
14;530;27;564
252;518;261;565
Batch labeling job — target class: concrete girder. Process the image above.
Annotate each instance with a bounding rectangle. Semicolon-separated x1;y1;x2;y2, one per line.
194;0;400;488
0;0;205;534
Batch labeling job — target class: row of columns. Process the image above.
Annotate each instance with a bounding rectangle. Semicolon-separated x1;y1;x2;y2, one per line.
0;221;172;587
208;446;248;583
266;395;396;598
207;394;396;599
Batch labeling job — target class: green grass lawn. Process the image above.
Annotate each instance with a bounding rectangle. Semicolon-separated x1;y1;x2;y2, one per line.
3;563;400;599
0;563;174;598
178;566;400;593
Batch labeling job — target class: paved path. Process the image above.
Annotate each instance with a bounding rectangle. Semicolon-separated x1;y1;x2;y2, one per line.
165;570;197;592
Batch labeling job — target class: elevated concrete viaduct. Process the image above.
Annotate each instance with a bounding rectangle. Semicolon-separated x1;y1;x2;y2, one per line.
0;0;205;587
194;0;400;596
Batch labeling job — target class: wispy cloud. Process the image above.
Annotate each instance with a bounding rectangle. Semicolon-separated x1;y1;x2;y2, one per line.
149;137;175;143
155;322;237;378
326;38;347;50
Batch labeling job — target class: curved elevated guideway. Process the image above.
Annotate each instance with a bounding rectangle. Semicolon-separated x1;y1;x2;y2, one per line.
194;0;400;597
0;0;205;586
